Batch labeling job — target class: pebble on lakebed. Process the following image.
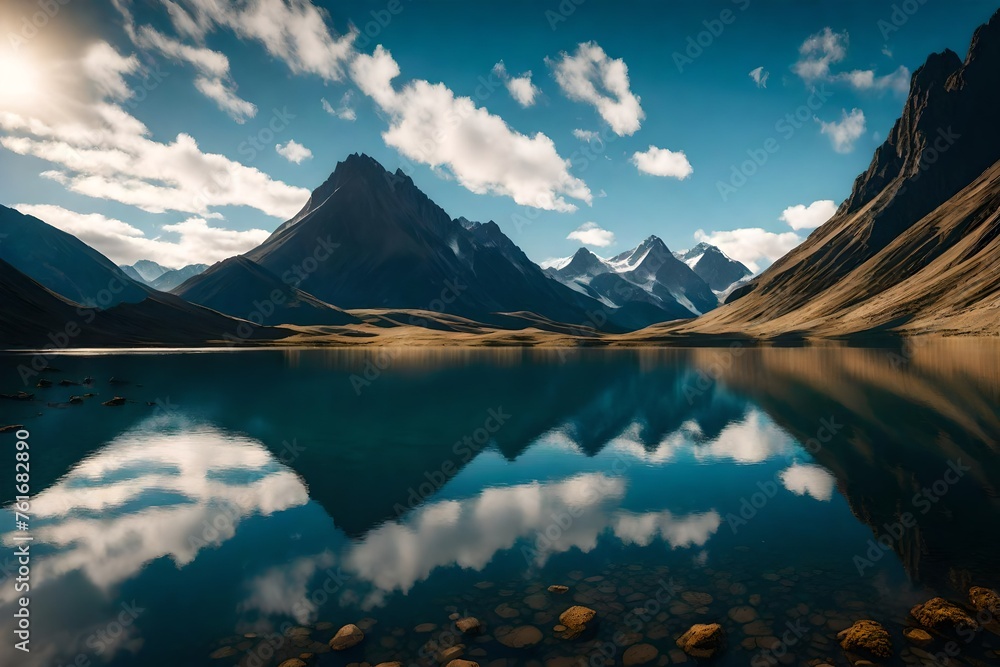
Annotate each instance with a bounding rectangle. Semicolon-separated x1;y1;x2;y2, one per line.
902;627;933;646
675;623;725;659
456;617;482;634
496;625;543;648
329;624;364;650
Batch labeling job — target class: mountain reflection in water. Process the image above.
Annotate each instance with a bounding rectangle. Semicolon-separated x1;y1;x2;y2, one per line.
1;342;997;667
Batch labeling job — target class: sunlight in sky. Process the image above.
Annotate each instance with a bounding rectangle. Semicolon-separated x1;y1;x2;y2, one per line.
0;47;43;107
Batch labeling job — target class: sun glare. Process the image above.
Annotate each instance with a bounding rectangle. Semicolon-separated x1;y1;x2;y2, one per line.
0;49;41;105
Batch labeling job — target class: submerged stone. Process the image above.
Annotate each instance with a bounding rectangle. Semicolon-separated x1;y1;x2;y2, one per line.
676;623;725;659
329;624;364;650
837;620;892;660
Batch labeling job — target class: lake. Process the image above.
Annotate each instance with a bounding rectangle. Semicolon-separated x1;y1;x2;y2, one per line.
1;343;999;667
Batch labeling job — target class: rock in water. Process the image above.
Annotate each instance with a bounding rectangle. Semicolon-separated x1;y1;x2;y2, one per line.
278;660;307;667
547;585;569;594
329;624;364;650
446;661;480;667
622;643;658;666
496;626;542;648
910;598;977;633
102;396;126;406
902;627;933;647
675;623;725;659
837;620;893;660
557;606;598;639
456;617;482;635
969;587;1000;615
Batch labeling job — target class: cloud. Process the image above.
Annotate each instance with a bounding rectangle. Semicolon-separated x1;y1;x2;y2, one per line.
631;145;693;180
817;108;866;153
748;66;769;88
0;41;309;219
81;42;140;102
694;228;802;273
113;0;257;123
548;41;644;136
322;91;356;120
793;27;848;80
492;61;540;108
171;0;357;81
13;204;270;267
837;65;910;95
779;200;837;230
350;45;591;212
779;463;836;502
881;45;893;58
275;139;313;164
567;221;615;247
794;27;909;95
572;129;599;142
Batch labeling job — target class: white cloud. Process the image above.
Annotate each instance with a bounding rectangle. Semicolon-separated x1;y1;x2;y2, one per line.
631;145;693;180
779;464;836;502
548;41;644;136
817;108;866;153
572;129;599;142
0;41;309;219
275;139;312;164
748;66;769;88
113;0;257;123
13;203;269;267
779;200;837;230
81;42;140;102
162;0;207;40
793;27;848;81
173;0;357;81
322;91;356;120
350;45;591;212
794;27;908;95
694;228;802;273
492;61;540;108
881;45;893;58
837;65;909;95
567;221;615;247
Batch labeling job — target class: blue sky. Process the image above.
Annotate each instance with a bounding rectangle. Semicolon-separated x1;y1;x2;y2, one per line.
0;0;995;270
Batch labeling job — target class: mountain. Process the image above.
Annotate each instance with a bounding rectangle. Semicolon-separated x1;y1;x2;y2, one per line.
545;236;719;318
0;206;149;306
672;10;1000;338
673;243;753;293
242;153;659;331
149;264;208;291
120;261;209;292
0;206;287;347
0;257;284;348
172;256;359;326
129;259;169;283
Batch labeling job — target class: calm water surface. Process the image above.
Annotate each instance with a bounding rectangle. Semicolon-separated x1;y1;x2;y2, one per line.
1;344;998;667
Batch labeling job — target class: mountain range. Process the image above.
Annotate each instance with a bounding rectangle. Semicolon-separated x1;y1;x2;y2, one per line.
1;9;998;347
120;260;209;292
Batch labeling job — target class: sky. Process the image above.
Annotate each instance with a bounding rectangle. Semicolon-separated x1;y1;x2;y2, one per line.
0;0;995;271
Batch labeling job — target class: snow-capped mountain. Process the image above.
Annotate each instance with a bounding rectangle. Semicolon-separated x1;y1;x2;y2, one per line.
673;243;753;293
544;236;719;318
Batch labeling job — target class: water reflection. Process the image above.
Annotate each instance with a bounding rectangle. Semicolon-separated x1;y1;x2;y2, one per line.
0;342;997;667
